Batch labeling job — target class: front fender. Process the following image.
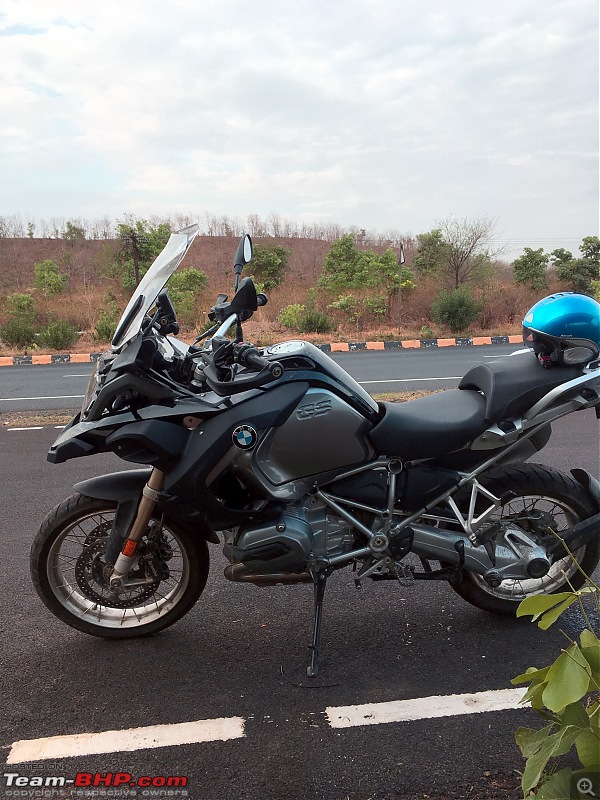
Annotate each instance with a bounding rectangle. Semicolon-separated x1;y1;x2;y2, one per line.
74;468;219;556
74;468;152;501
74;469;152;564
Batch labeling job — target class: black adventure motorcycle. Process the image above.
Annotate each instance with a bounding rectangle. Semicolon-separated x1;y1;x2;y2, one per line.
31;226;600;675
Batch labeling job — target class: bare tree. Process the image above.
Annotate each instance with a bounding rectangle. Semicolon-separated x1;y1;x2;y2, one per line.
436;215;504;288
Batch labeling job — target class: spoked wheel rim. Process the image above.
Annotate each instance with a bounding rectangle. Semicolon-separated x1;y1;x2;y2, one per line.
46;507;191;629
468;493;585;601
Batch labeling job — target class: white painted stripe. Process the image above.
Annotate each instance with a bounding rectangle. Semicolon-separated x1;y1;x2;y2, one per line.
7;426;44;431
359;376;461;384
63;374;92;377
325;688;526;729
0;395;84;402
7;717;245;763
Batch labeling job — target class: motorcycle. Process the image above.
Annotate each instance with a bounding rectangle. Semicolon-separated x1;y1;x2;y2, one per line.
31;225;600;676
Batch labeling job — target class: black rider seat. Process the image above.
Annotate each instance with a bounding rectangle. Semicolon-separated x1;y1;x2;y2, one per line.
368;351;582;461
369;390;487;460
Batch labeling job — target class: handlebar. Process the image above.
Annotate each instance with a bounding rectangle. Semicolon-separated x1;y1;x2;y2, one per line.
235;343;283;377
201;338;284;396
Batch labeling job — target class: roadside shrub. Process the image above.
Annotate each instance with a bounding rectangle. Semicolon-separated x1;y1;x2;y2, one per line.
0;317;37;348
92;308;120;343
431;286;482;333
39;320;79;350
299;308;334;334
279;303;333;334
279;304;306;330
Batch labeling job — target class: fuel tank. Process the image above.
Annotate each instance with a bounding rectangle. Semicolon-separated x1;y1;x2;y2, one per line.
255;385;375;485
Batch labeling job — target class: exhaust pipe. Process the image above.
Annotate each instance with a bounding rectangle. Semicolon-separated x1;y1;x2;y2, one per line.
224;563;312;585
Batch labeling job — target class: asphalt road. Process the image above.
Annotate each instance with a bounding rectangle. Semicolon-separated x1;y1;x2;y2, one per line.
0;344;519;412
1;408;598;799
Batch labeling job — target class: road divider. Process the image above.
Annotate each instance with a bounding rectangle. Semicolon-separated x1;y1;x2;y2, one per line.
0;335;523;366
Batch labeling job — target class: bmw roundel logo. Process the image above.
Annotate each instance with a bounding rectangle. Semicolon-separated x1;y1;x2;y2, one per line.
232;424;257;450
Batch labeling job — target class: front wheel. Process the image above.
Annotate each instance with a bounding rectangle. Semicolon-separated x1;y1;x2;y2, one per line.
31;493;210;638
445;465;600;614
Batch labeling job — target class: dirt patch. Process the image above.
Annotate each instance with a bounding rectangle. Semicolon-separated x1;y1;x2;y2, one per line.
0;408;78;427
0;390;441;428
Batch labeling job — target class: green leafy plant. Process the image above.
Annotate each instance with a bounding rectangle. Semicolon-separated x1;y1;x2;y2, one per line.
512;553;600;798
170;268;208;294
0;292;38;348
8;293;35;318
39;320;79;350
512;248;549;290
431;286;483;333
0;316;37;348
279;303;305;330
249;244;290;290
34;259;67;296
278;302;333;334
92;305;121;344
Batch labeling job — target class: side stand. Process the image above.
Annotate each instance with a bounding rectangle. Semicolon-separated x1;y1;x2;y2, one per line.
307;568;330;677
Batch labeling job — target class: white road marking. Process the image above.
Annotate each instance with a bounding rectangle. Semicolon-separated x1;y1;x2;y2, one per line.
0;395;84;402
63;374;92;377
325;688;525;729
7;426;44;431
7;717;246;764
6;688;528;763
359;376;461;384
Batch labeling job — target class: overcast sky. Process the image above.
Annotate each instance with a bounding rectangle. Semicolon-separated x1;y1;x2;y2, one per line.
1;0;598;259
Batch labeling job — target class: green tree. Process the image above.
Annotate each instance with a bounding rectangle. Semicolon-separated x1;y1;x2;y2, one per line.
62;220;86;243
431;286;483;333
513;248;549;290
552;236;600;294
33;259;67;296
320;234;414;300
319;234;363;291
549;247;572;268
115;217;172;288
250;244;290;290
413;229;449;277
580;235;600;262
170;268;208;294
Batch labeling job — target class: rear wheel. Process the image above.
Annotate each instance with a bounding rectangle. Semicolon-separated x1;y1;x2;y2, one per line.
31;493;210;638
445;465;600;614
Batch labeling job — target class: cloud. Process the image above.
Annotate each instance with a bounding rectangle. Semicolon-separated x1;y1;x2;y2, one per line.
0;0;597;256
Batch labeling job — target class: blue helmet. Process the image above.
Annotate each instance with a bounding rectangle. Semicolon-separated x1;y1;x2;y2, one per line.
522;292;600;367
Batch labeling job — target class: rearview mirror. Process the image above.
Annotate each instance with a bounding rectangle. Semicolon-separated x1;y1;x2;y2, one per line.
234;234;253;272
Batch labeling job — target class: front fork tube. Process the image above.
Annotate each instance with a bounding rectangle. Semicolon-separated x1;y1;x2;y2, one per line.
109;469;165;586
